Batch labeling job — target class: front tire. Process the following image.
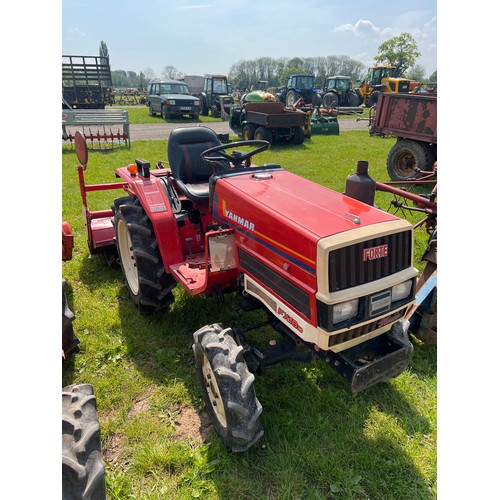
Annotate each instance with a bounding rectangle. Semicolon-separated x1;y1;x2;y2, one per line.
62;384;106;500
149;103;156;116
386;140;435;181
161;105;170;120
193;324;264;452
113;196;176;314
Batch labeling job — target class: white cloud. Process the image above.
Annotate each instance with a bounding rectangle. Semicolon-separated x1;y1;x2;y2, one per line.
67;27;86;37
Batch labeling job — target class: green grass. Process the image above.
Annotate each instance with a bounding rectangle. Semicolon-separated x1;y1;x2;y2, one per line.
62;131;436;499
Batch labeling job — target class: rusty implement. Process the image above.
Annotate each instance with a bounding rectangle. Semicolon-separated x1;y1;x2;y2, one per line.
62;109;130;149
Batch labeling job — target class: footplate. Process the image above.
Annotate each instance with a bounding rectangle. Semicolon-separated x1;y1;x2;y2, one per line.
324;323;413;392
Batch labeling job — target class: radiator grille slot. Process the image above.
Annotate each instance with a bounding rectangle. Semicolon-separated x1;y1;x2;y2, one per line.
328;231;411;292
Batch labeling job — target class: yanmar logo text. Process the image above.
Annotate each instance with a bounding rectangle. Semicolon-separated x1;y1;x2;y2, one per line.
224;209;255;231
363;244;388;261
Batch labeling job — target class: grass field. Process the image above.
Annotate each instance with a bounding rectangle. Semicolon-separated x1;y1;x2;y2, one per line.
62;130;436;499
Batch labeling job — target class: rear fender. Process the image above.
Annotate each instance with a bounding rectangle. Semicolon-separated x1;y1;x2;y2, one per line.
125;173;184;269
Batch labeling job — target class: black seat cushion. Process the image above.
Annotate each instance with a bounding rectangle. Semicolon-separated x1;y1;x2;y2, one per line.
167;127;223;202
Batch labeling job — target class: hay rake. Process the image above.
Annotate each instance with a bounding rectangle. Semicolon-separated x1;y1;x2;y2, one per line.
62;109;131;149
64;125;129;149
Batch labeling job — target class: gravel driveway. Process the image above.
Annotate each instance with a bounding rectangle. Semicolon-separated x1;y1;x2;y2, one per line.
62;115;370;144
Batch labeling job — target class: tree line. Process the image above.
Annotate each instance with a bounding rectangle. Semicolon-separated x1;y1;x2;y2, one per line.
100;33;436;91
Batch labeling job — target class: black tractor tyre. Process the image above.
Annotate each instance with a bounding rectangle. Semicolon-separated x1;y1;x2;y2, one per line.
291;126;305;145
348;92;360;107
193;324;264;452
254;126;273;145
386;140;435;181
322;92;338;108
242;124;256;141
113;196;176;314
161;105;170;120
62;384;106;500
286;90;298;107
62;280;80;357
367;91;380;108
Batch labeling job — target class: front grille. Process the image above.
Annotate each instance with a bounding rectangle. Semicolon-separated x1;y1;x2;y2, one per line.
328;231;412;292
399;81;410;92
174;99;197;106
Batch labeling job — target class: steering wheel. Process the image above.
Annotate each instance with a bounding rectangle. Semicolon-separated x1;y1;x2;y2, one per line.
200;140;270;169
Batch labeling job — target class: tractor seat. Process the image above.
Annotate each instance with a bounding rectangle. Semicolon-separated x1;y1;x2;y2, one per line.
167;127;227;203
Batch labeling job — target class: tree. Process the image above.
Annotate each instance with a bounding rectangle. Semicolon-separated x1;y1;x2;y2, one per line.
406;64;426;82
429;70;437;83
374;32;421;77
161;66;184;80
99;41;109;63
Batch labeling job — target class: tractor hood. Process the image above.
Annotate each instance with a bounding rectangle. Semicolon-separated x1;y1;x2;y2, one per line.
211;167;400;276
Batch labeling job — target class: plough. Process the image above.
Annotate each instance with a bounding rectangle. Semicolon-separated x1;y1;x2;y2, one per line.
62;108;130;149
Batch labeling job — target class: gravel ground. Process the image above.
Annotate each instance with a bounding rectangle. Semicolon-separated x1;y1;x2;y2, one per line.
62;115;370;144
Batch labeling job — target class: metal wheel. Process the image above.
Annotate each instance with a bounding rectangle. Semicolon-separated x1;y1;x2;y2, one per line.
386;140;434;181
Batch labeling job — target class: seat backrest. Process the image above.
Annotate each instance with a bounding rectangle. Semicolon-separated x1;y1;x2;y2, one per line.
167;127;221;184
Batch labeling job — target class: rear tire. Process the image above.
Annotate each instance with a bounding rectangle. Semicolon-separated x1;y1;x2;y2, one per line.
113;196;176;314
347;92;359;107
193;324;264;452
242;124;256;141
367;91;379;107
62;384;106;500
322;92;338;108
286;90;298;107
254;126;273;145
387;140;435;181
291;126;305;145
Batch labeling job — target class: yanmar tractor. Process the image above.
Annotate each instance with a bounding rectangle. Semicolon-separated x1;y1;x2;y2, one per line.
74;127;418;452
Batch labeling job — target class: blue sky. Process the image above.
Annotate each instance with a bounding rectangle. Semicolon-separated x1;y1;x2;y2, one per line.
62;0;437;78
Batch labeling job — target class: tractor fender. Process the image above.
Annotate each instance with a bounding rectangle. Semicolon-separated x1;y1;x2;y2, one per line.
125;174;184;269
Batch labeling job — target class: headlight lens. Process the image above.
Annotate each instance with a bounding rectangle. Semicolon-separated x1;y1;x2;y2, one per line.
391;280;413;302
332;298;359;324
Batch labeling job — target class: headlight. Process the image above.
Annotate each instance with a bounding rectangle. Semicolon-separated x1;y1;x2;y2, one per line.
391;280;413;302
332;298;359;324
195;101;202;106
166;99;176;105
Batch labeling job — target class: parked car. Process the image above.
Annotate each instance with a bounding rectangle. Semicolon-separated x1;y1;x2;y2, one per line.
146;79;202;119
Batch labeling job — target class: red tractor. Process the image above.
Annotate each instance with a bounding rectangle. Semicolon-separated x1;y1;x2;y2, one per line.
74;127;418;452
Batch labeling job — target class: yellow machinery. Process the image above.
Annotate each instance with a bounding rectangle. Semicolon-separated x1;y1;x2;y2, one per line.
356;66;411;107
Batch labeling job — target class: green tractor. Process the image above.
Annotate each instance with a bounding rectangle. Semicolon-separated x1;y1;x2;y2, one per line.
198;74;234;118
320;75;360;108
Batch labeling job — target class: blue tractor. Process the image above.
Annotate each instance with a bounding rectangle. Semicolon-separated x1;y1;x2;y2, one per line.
277;74;321;107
